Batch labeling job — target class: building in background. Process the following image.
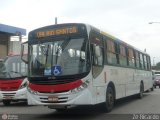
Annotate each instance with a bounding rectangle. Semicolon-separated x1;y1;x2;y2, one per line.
0;24;26;58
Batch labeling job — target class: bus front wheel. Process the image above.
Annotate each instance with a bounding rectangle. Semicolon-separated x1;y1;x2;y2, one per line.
102;86;115;112
3;100;11;106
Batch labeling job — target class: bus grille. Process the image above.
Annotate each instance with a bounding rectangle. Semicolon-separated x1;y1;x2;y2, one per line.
37;91;70;103
2;93;16;99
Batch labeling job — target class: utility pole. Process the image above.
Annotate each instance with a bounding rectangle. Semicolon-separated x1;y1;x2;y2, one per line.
153;57;155;66
55;17;57;25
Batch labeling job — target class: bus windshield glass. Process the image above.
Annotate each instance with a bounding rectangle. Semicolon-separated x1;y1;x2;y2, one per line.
0;56;27;79
29;37;90;77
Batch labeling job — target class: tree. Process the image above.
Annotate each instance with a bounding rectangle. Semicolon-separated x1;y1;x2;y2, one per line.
156;62;160;69
152;62;160;70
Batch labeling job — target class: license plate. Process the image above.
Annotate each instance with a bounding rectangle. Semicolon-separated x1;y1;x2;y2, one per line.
4;96;12;100
48;96;58;102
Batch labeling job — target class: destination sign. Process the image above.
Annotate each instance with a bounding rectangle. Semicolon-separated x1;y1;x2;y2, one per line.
36;26;77;38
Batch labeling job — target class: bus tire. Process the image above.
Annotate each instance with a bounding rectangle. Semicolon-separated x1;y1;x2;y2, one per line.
3;100;11;106
102;86;115;112
137;82;144;99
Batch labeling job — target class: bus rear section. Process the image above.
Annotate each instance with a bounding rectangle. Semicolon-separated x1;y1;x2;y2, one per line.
0;55;28;105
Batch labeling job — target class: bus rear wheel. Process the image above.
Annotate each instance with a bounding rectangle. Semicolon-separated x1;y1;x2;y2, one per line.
102;86;114;112
137;82;144;99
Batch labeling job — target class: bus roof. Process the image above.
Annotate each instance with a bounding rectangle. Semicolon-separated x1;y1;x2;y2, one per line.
29;23;150;56
89;25;149;56
29;23;86;33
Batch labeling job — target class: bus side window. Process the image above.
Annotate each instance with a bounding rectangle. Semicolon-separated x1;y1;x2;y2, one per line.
92;44;103;66
135;51;140;68
143;55;147;70
146;56;151;70
119;44;127;66
115;42;120;64
128;48;135;67
107;40;118;65
140;53;144;69
90;31;104;78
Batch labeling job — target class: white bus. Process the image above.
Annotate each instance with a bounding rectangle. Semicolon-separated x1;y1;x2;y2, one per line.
21;23;152;112
0;54;28;105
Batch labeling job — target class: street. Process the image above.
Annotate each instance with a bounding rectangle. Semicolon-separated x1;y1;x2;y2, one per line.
0;88;160;120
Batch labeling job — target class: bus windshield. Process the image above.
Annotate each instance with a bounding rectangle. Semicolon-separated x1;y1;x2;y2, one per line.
29;37;90;77
0;56;27;79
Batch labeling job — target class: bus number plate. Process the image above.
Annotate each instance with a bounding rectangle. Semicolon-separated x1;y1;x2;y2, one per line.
48;96;58;102
4;96;12;100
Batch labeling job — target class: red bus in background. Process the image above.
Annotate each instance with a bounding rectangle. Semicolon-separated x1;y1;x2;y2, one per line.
0;54;28;105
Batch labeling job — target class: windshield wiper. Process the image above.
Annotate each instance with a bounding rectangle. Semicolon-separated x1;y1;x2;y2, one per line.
54;40;70;64
44;45;50;67
55;45;62;64
40;44;50;68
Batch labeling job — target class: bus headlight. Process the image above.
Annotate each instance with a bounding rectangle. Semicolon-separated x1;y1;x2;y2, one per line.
71;80;89;94
19;82;28;89
19;78;29;89
27;87;39;95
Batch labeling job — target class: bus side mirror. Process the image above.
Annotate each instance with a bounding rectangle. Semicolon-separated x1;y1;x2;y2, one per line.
21;41;28;64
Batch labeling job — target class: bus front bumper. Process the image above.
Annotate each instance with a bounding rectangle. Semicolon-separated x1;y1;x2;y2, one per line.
27;88;93;106
0;87;27;101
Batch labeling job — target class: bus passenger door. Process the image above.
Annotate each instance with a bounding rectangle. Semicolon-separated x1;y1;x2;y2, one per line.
90;31;105;103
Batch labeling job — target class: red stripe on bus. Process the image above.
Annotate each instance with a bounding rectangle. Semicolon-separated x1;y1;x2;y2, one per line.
29;80;82;93
0;79;23;91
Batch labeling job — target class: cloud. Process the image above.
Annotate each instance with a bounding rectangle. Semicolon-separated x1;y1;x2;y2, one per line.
1;0;160;63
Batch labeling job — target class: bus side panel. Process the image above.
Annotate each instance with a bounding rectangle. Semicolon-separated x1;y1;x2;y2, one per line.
106;66;126;99
92;67;107;104
92;65;152;102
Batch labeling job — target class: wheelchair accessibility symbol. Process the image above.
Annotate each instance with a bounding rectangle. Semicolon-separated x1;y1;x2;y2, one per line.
52;65;62;76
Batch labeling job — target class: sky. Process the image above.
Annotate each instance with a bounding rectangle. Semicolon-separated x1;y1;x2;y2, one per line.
0;0;160;64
